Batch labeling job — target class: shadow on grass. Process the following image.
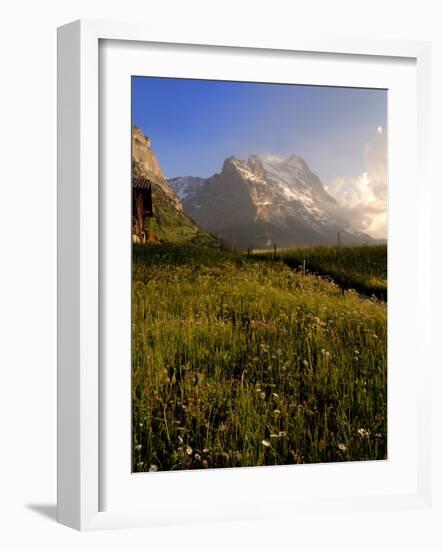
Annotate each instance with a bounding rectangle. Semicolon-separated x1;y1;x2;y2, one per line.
132;242;240;268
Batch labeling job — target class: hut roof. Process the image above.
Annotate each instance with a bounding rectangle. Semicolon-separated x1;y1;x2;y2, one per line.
132;177;152;190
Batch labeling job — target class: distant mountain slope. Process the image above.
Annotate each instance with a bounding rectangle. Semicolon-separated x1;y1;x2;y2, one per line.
169;154;376;248
167;176;206;202
132;127;220;245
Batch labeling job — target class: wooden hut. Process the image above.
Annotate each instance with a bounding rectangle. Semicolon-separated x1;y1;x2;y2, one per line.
132;177;154;243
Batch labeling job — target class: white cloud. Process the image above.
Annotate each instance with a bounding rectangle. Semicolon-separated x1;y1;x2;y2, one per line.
325;129;387;239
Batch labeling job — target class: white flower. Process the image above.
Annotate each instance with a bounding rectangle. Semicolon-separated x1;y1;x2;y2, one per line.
262;439;271;447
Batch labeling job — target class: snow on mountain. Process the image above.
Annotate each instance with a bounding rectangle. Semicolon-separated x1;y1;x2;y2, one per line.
167;153;376;248
168;176;206;201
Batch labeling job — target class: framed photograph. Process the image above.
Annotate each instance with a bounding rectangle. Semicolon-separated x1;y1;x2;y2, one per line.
57;19;432;530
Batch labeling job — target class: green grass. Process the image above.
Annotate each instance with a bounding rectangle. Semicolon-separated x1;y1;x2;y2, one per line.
146;187;223;246
132;243;387;472
253;245;387;299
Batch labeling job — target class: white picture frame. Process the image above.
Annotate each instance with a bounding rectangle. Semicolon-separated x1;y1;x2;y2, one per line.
57;19;432;531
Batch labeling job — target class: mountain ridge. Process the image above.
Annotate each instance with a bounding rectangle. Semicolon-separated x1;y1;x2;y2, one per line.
169;153;376;248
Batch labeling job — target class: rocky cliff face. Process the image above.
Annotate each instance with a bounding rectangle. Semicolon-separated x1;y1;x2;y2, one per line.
169;154;375;248
132;127;219;244
132;126;183;213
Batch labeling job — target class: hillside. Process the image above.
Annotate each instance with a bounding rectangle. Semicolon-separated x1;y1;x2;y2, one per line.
132;127;220;245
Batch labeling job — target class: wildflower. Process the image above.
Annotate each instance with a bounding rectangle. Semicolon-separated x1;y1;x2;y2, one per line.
303;359;309;367
357;428;370;438
273;409;281;415
186;445;193;455
278;431;287;437
134;444;142;451
338;443;347;451
148;464;159;472
262;439;271;447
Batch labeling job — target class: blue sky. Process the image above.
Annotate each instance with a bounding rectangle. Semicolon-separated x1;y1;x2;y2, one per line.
132;76;387;185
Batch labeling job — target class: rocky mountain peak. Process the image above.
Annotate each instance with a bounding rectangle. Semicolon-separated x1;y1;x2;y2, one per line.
168;149;375;248
222;156;243;174
132;126;165;183
220;155;267;185
246;155;266;179
132;126;151;149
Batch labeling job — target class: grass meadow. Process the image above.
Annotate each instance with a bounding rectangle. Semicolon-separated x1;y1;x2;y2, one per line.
132;243;387;472
253;244;387;300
